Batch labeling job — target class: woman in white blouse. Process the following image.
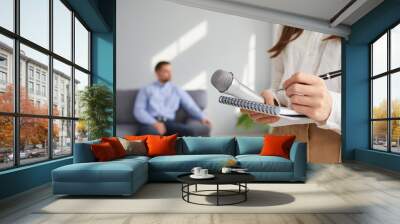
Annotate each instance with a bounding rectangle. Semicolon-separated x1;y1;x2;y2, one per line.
244;25;342;163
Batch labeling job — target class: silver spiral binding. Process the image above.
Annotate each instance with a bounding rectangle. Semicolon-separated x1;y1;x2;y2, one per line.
218;96;278;115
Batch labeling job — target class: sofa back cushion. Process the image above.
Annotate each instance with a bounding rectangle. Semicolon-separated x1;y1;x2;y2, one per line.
73;139;100;163
236;137;264;155
179;137;235;155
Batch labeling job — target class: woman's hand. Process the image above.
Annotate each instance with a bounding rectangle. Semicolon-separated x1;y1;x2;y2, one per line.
283;72;332;123
240;90;280;124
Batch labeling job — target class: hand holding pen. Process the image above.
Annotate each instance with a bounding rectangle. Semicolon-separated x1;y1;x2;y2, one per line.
275;70;341;93
242;70;341;124
278;70;341;123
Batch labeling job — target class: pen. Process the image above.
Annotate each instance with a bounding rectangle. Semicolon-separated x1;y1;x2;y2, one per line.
275;70;341;92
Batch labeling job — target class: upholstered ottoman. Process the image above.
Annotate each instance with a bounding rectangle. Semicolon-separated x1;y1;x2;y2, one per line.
52;156;148;196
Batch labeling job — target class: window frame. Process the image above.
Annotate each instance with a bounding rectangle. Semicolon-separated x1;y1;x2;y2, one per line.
0;0;92;171
370;21;400;154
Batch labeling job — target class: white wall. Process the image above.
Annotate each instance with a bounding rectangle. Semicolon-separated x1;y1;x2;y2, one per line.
117;0;272;135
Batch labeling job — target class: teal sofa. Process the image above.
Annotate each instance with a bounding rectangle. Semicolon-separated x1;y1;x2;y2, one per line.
52;136;307;196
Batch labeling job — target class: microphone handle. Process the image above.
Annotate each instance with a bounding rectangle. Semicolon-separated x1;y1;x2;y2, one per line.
227;79;264;103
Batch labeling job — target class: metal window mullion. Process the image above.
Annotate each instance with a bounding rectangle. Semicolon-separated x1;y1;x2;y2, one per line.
71;11;76;155
387;30;391;152
370;45;373;149
0;112;79;120
48;0;54;160
369;118;400;121
88;31;91;75
13;0;20;167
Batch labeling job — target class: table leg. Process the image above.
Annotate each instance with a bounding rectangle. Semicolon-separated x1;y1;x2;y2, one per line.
216;184;219;206
181;184;183;199
245;183;247;201
195;184;198;192
187;184;190;202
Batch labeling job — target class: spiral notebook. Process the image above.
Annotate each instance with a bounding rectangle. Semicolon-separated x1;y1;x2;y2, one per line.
218;95;313;126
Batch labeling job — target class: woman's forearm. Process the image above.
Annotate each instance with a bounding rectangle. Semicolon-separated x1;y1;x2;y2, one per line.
316;91;341;134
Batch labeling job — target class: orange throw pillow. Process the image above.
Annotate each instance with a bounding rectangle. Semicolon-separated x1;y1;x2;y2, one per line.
91;142;117;162
124;135;151;141
146;134;177;157
260;135;296;159
101;137;127;158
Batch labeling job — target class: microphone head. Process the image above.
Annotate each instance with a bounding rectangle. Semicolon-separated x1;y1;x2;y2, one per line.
211;69;234;93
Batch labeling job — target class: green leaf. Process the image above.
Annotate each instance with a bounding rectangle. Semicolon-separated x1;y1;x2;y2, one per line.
79;84;113;140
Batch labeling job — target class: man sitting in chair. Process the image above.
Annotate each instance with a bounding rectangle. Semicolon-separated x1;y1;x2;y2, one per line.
134;61;211;136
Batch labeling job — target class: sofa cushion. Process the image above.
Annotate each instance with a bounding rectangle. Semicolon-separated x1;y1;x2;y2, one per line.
149;154;235;172
73;139;100;163
236;155;293;172
236;137;263;155
260;135;296;159
53;158;147;183
118;138;147;156
147;134;177;157
91;142;118;161
116;155;150;163
101;137;127;158
179;137;235;155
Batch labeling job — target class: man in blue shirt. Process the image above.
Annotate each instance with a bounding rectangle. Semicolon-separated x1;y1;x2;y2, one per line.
134;61;211;136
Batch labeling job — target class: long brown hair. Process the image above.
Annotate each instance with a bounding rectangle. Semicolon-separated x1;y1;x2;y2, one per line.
268;26;341;58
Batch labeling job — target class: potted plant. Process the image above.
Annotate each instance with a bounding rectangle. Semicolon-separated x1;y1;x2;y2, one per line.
79;84;113;140
236;113;272;133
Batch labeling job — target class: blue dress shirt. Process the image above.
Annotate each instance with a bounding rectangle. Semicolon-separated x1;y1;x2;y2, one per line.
133;81;205;125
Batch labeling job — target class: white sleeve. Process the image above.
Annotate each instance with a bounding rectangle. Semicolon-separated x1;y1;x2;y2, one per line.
316;91;341;134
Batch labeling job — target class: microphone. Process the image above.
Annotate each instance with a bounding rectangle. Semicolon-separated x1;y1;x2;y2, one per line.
211;69;264;103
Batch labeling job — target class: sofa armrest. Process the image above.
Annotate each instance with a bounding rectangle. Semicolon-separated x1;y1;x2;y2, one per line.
289;141;307;181
73;140;100;163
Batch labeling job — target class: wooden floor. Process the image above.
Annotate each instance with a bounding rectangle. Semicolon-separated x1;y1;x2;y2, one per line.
1;162;400;224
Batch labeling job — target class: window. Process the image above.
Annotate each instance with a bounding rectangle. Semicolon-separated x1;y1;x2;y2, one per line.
75;18;89;70
19;117;49;165
0;71;6;85
28;67;34;80
53;59;72;117
28;81;34;94
35;70;40;81
0;0;91;170
35;84;40;96
74;69;89;118
53;0;72;60
0;34;13;113
0;116;13;170
0;55;7;67
42;85;46;97
0;54;8;89
20;0;49;49
0;0;14;31
371;23;400;153
53;119;72;158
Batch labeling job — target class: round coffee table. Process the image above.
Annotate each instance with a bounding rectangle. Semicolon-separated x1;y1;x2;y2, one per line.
177;173;255;206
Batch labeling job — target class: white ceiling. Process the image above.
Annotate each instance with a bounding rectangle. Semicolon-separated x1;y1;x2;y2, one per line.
226;0;352;24
165;0;384;37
